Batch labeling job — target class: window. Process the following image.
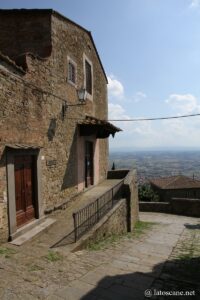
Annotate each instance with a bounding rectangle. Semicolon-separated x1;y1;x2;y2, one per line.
85;60;92;95
67;58;76;85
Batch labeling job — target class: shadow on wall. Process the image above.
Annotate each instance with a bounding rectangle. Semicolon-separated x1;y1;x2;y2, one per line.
47;118;57;142
80;256;200;300
61;127;79;190
0;148;6;168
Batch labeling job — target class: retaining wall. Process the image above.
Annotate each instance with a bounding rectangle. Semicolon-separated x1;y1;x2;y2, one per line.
72;198;127;251
72;169;139;251
140;198;200;217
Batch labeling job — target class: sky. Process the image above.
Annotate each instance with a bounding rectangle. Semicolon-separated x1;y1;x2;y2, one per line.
1;0;200;150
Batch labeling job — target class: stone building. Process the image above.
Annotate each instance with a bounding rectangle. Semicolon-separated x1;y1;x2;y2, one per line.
149;175;200;202
0;9;121;242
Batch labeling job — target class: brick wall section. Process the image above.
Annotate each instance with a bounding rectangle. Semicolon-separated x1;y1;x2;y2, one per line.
0;10;108;242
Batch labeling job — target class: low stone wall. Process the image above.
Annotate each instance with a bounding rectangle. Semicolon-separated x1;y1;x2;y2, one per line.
171;198;200;217
72;198;128;251
139;201;171;213
107;169;129;180
140;198;200;217
123;169;139;230
72;169;139;251
108;169;139;230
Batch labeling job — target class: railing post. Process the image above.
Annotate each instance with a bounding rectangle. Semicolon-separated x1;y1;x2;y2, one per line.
112;187;114;207
97;198;100;221
73;213;77;242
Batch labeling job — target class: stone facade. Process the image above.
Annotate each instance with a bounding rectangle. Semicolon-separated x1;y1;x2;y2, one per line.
0;10;111;242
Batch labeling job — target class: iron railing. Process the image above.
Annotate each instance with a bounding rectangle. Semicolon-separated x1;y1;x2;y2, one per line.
73;180;124;242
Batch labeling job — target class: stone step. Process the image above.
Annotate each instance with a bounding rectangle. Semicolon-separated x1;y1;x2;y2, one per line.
10;218;56;246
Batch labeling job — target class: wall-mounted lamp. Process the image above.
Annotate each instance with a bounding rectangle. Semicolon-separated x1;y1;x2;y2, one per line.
77;88;87;104
61;89;87;121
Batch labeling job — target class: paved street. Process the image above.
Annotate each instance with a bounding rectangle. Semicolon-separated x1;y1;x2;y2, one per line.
0;212;200;299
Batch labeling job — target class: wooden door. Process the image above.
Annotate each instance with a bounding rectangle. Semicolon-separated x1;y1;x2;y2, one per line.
14;155;36;227
85;141;94;188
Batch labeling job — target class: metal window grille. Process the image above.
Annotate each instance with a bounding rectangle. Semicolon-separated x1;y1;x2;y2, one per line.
68;61;76;84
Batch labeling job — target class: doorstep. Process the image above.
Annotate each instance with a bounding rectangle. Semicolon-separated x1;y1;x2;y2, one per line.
10;218;56;246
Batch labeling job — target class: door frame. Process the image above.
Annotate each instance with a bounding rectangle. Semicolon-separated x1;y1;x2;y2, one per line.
14;155;36;228
6;148;42;240
85;141;94;188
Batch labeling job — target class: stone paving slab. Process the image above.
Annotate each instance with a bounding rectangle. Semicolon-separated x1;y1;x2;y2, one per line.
0;212;200;299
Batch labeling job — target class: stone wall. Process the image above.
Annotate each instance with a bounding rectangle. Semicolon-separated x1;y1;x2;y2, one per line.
0;9;52;61
107;169;129;180
72;169;139;251
139;202;171;213
123;169;139;230
0;10;109;242
151;185;200;202
140;198;200;217
72;198;128;251
170;198;200;217
108;169;139;231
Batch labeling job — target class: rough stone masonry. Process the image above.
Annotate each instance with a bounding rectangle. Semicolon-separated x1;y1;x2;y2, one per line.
0;9;111;242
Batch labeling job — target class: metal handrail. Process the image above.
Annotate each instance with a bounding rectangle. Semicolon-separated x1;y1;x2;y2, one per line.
73;179;124;242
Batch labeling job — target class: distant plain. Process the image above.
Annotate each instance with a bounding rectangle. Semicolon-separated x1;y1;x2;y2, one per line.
109;150;200;182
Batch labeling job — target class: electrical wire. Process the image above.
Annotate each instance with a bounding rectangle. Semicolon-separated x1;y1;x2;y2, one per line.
1;66;200;122
107;113;200;122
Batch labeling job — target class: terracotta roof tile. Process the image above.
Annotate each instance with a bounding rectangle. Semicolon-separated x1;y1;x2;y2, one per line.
149;175;200;189
78;115;122;138
79;115;122;132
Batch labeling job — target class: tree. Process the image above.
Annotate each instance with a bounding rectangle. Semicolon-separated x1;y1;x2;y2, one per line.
138;184;160;202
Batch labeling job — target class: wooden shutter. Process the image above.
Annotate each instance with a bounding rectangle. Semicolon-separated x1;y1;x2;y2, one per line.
85;60;92;94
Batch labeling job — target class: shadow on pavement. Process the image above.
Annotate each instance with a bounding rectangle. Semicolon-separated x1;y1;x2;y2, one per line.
184;223;200;230
51;230;75;248
80;257;200;300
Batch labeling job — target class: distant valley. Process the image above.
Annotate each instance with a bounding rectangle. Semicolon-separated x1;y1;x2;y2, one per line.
109;150;200;183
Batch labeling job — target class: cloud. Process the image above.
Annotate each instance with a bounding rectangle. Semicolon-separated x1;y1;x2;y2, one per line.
107;73;148;105
107;75;200;149
165;93;200;114
109;92;200;150
108;103;154;138
108;103;129;120
107;75;124;100
190;0;200;8
133;91;147;103
162;118;186;137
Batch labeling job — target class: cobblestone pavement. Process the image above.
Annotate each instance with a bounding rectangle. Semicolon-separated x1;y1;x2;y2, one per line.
0;212;200;299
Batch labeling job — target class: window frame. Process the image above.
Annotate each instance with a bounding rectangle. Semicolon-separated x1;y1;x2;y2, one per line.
83;54;93;100
67;56;77;87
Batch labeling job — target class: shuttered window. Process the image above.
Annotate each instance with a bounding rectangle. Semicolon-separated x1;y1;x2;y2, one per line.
85;60;92;95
